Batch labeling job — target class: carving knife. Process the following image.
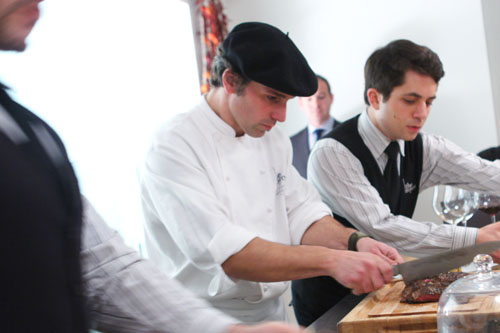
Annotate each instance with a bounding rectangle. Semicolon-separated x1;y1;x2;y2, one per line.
392;241;500;283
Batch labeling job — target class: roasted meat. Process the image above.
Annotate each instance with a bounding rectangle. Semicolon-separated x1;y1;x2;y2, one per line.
400;272;467;303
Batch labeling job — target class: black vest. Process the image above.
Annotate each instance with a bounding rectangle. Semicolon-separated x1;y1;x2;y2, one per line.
326;115;423;228
291;115;423;327
0;87;87;332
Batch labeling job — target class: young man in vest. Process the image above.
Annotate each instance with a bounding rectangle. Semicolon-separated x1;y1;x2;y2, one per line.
0;1;315;332
292;39;500;326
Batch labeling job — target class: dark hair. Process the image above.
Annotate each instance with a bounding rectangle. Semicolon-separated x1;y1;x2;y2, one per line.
363;39;445;105
316;74;332;94
210;45;250;95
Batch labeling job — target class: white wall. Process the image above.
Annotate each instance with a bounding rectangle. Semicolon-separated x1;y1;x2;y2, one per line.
482;0;500;142
222;0;499;224
0;0;200;250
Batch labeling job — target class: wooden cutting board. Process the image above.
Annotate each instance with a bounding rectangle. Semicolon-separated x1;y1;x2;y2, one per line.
366;281;479;318
367;281;439;317
337;280;439;333
337;258;500;332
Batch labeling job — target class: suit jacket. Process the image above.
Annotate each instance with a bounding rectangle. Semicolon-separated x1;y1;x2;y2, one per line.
290;119;342;178
0;86;87;332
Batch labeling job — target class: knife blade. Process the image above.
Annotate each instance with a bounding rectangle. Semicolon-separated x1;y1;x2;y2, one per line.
392;241;500;283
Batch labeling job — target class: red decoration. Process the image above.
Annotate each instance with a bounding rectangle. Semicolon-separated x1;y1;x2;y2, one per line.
196;0;228;94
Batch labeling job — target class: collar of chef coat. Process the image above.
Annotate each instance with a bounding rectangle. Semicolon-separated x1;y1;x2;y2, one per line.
202;95;243;138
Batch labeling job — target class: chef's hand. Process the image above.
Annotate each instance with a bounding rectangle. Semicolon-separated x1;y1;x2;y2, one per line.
356;237;405;265
228;322;309;333
477;222;500;263
327;250;394;295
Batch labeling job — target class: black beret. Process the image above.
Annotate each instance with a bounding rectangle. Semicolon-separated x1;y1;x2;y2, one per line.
222;22;318;97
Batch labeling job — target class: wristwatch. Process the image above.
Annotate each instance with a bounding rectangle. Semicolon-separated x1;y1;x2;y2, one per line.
348;231;370;251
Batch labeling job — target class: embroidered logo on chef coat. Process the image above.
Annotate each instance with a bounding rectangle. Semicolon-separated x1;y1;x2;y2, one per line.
402;179;416;194
275;171;286;196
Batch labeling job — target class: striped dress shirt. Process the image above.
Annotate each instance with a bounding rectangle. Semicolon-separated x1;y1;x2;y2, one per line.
81;196;239;333
309;111;500;254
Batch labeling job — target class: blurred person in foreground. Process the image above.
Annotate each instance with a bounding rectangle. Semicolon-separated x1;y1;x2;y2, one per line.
0;1;307;332
291;75;342;178
292;38;500;326
139;21;403;324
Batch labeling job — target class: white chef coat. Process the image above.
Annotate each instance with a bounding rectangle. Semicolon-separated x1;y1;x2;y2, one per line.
139;96;331;323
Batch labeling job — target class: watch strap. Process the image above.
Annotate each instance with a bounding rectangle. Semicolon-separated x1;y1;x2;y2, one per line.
348;231;370;251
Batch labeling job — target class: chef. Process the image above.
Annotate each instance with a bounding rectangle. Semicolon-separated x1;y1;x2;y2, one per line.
139;21;403;323
293;39;500;326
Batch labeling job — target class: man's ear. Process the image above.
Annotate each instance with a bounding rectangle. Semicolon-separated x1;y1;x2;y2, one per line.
367;88;382;110
222;69;238;94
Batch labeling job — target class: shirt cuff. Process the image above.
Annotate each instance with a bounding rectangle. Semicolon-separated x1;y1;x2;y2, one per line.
452;225;478;249
208;223;258;264
206;224;258;297
289;202;332;245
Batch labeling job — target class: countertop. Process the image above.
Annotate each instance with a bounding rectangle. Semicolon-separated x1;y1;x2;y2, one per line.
306;294;366;332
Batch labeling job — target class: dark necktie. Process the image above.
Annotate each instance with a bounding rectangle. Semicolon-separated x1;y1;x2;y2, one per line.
384;141;400;194
313;128;324;142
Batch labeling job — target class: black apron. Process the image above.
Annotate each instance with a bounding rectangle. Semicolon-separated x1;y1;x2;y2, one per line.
292;115;423;326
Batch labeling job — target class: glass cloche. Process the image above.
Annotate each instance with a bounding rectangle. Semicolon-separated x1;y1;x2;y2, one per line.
438;254;500;332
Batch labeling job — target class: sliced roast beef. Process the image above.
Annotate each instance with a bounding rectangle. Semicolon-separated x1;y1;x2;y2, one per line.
400;272;467;303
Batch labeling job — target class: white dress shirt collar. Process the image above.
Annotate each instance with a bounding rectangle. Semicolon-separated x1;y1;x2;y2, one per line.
307;117;334;136
307;117;334;150
358;111;405;159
